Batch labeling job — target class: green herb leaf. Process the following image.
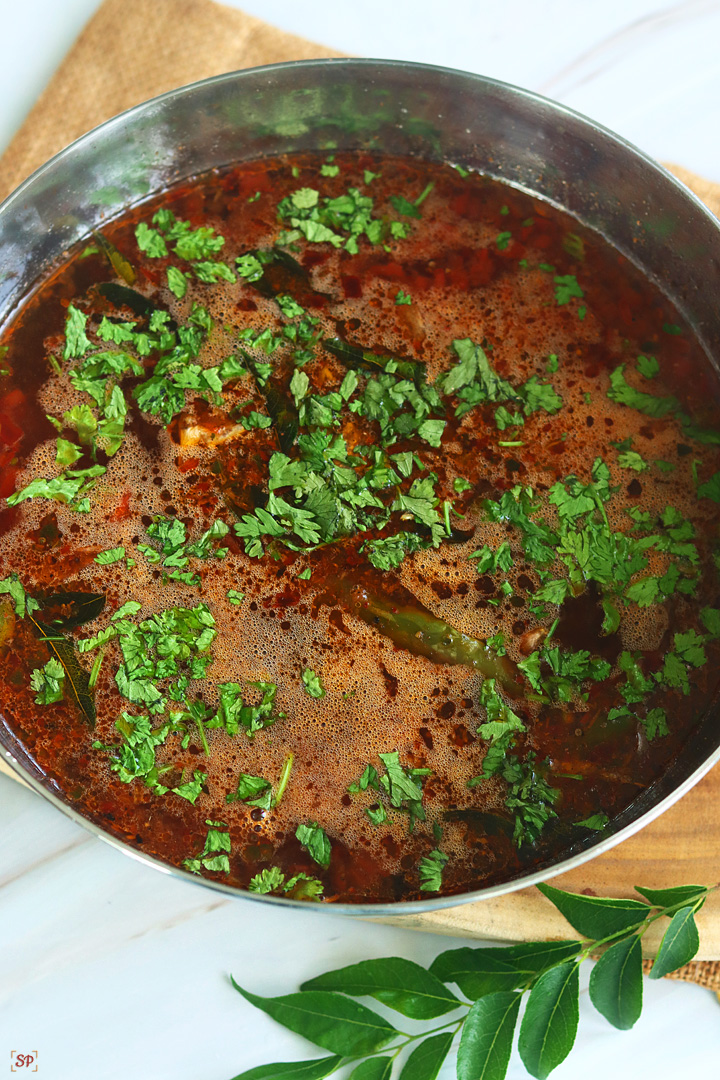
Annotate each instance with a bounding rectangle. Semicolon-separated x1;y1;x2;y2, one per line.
348;1058;392;1080
27;612;95;726
574;814;609;830
55;437;82;467
536;882;648;939
301;668;325;699
135;222;168;258
0;574;40;619
226;773;272;808
617;451;647;473
167;266;188;298
697;471;720;502
94;546;125;565
228;1056;342;1080
418;848;448;892
649;905;700;978
607;364;678;418
518;962;579;1079
634;884;707;908
636;355;659;379
231;983;397;1056
554;275;584;305
430;947;521;999
588;935;643;1029
173;769;206;804
296;821;331;867
429;941;579;1001
457;992;522;1080
302;957;460;1020
63;304;92;360
30;657;66;704
397;1032;454;1080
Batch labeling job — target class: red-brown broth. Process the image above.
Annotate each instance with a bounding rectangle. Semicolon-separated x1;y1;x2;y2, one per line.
1;151;719;903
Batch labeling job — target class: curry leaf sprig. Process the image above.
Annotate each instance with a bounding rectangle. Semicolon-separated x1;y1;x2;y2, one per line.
230;880;714;1080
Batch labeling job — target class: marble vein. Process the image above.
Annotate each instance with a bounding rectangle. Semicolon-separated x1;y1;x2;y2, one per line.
0;833;92;892
539;0;720;97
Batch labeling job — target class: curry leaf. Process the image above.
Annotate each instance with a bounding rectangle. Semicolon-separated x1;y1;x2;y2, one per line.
231;983;397;1056
301;957;460;1019
429;948;522;999
536;882;648;939
518;962;579;1079
648;905;700;978
457;992;521;1080
634;884;707;909
37;591;106;629
588;935;643;1029
348;1058;393;1080
498;941;583;976
429;941;582;1000
398;1032;454;1080
229;1056;343;1080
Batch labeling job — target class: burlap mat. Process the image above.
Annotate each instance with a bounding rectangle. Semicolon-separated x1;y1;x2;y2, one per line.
1;0;719;997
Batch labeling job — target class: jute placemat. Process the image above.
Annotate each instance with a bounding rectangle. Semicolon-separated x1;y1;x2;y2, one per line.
1;0;719;995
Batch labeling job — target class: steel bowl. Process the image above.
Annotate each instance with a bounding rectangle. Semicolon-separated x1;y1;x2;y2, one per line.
2;58;720;915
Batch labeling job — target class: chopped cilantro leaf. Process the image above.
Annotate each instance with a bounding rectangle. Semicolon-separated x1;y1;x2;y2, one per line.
607;364;678;418
94;547;125;565
166;266;188;298
214;680;284;738
226;773;273;809
366;532;427;570
301;668;325;698
417;418;446;447
296;821;331;867
248;867;286;894
30;657;66;705
389;194;421;219
554;275;584;305
618;450;648;472
700;607;720;637
470;542;513;575
518;377;562;416
574;814;609;830
698;471;720;502
636;355;659;379
55;438;82;467
135;223;168;258
248;867;324;900
173;770;207;804
642;708;669;740
63;305;92;360
418;848;449;891
0;574;39;619
277;294;305;319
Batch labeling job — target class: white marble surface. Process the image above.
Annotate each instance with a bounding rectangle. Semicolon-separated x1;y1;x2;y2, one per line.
2;2;720;1078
